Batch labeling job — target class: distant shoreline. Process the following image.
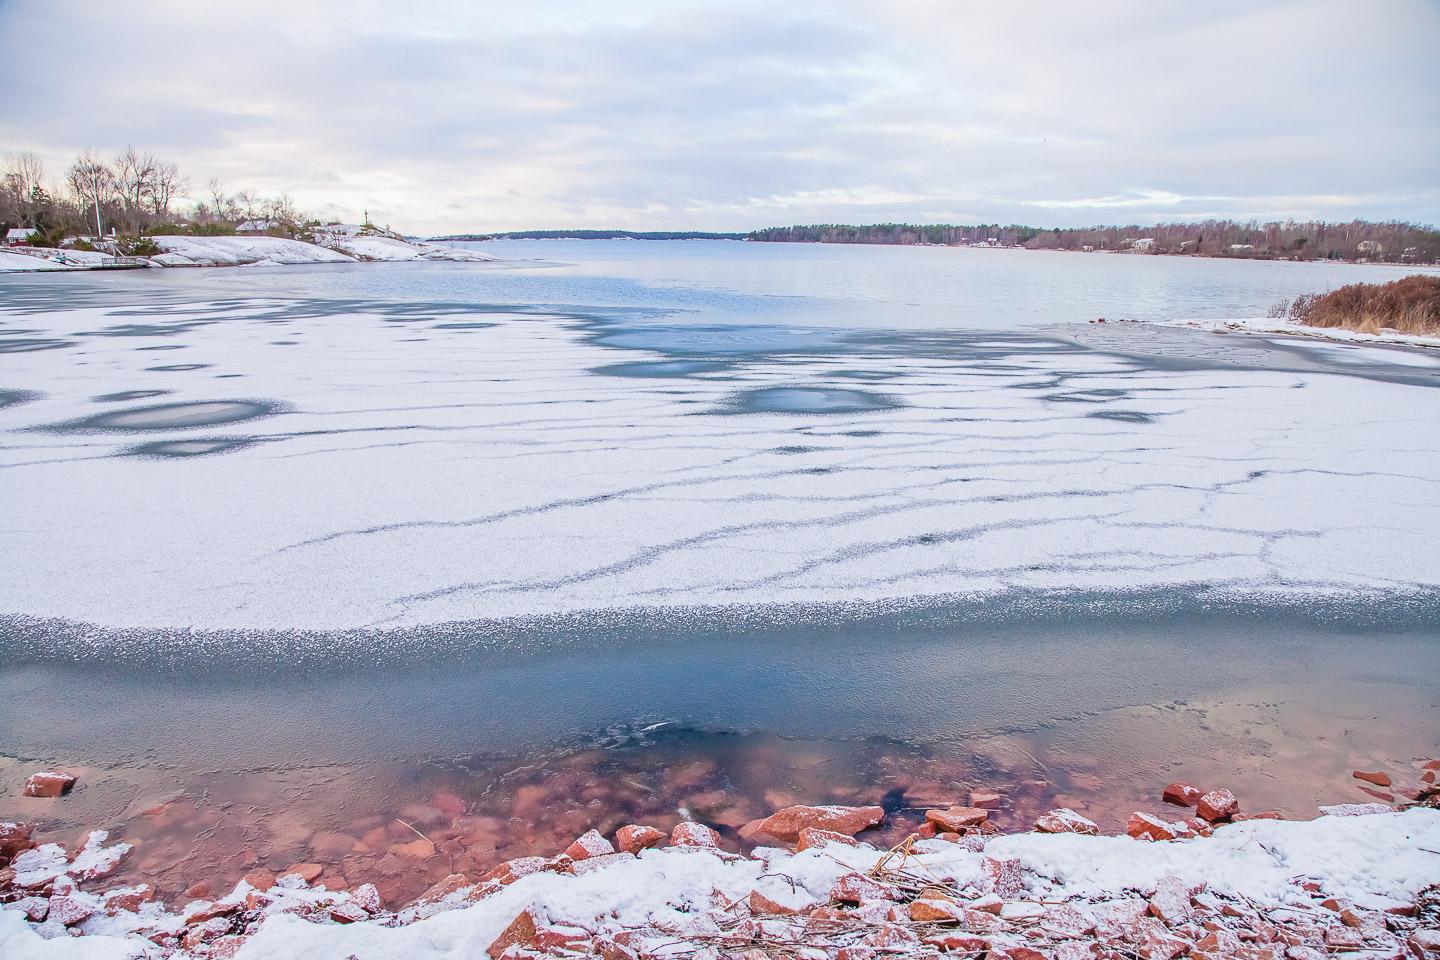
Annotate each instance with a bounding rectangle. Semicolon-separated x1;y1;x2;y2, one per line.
436;219;1440;267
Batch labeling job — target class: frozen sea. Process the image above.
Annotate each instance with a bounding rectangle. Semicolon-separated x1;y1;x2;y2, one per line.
1;243;1437;828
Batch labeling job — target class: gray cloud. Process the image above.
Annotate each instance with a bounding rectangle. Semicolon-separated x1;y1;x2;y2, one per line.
2;0;1436;232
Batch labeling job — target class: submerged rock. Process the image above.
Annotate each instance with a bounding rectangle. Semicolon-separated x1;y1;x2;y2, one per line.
744;804;884;842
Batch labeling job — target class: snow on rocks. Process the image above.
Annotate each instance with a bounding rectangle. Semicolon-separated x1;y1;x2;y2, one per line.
670;821;721;848
69;831;130;881
1161;782;1202;807
0;823;35;865
923;805;989;833
1;803;1439;959
615;825;666;854
1126;812;1192;842
21;772;76;798
1033;808;1098;835
150;236;355;266
1195;788;1239;823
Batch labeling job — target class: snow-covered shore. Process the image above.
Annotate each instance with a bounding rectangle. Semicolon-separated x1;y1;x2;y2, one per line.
0;231;495;271
2;794;1438;959
1140;314;1440;351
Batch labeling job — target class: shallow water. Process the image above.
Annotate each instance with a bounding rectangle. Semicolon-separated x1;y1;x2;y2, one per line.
1;243;1437;904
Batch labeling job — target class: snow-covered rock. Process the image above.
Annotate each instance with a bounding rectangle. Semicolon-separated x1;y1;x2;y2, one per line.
149;236;354;266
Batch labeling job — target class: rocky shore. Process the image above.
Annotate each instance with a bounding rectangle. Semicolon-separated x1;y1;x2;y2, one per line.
4;768;1439;960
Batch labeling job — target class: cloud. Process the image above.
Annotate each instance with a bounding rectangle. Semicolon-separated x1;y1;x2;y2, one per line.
1;0;1436;232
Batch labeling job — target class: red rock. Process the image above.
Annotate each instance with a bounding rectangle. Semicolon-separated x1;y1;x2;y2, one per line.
1184;817;1213;837
1353;770;1392;787
862;923;920;949
1195;789;1238;823
749;889;802;916
746;804;884;842
432;790;466;818
187;900;240;924
990;948;1047;960
13;896;48;921
983;856;1024;898
1091;898;1151;936
487;906;543;959
352;882;382;913
915;820;939;839
830;872;900;903
922;933;991;953
1408;930;1440;955
909;897;965;922
1162;782;1202;807
1034;808;1099;835
283;861;324;882
1133;917;1193;960
925;806;988;832
969;791;1002;808
796;827;859;852
563;829;614;861
183;917;234;949
595;938;640;960
411;873;472;907
0;822;35;865
1149;875;1197;925
485;856;547;885
22;772;76;798
207;936;249;960
242;868;277;892
670;821;720;848
615;824;666;854
1128;812;1186;841
1232;810;1285;822
1324;926;1365;949
835;948;877;960
104;886;156;915
1041;904;1094;938
1194;930;1243;953
391;838;436;859
329;901;370;923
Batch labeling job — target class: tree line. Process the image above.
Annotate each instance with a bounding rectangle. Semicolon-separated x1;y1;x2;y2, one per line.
1;149;308;248
748;220;1440;262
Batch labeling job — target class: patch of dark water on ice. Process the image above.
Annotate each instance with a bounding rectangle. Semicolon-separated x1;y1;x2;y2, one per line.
45;399;284;432
93;390;173;403
722;386;902;414
121;437;262;458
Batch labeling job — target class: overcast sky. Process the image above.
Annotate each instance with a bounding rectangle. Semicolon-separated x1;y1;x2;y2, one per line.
2;0;1437;234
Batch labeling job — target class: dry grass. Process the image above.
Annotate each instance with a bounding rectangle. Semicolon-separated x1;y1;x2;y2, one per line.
1284;274;1440;336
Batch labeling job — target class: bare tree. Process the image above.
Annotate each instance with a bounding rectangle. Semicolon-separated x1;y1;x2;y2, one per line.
148;160;188;219
1;152;49;228
112;146;158;231
66;150;114;237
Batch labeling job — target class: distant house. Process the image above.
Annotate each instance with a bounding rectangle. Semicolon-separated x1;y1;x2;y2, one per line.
1080;244;1094;252
1228;243;1254;253
235;219;278;234
1132;237;1156;252
1355;240;1384;257
5;227;37;247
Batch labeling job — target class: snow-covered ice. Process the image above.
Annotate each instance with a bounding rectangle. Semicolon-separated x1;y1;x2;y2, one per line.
2;285;1439;634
